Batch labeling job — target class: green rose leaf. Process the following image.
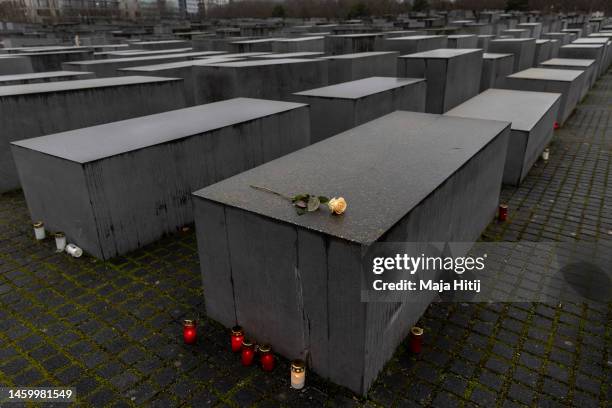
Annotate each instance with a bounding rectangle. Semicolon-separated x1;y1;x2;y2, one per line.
307;196;320;212
292;194;308;203
296;207;306;216
318;196;329;204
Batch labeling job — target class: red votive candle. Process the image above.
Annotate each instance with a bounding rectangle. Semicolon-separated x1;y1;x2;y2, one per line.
498;204;509;222
554;121;560;130
183;319;197;345
410;326;424;353
241;339;255;366
258;344;275;372
231;326;244;352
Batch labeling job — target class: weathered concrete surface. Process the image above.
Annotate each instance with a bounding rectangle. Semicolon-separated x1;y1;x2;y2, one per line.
230;38;284;53
0;56;34;75
17;50;94;71
517;22;543;39
293;77;426;142
398;48;483;113
321;51;399;84
540;57;597;98
62;51;226;77
534;40;553;65
477;35;495;51
447;34;478;48
542;32;573;45
257;52;325;59
0;76;187;192
192;111;510;396
480;53;514;91
325;33;385;55
501;29;530;38
446;88;561;185
500;67;585;126
559;44;606;77
571;38;612;73
0;70;95;86
193;58;328;103
119;57;244;105
12;98;310;260
488;38;537;72
382;35;448;55
272;37;325;53
95;48;193;59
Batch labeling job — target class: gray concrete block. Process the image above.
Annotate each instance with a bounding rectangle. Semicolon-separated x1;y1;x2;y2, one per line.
0;56;34;75
477;35;495;51
517;22;543;39
62;51;226;77
96;48;193;59
446;88;560;185
571;38;612;73
272;36;325;53
293;77;426;142
17;50;95;72
540;58;597;98
230;38;283;53
321;52;399;84
488;38;537;72
501;29;530;38
542;32;572;45
398;48;483;113
257;52;325;59
0;70;95;86
481;53;514;91
534;40;553;65
193;58;328;103
0;76;187;192
559;44;606;77
192;110;510;395
447;35;478;48
382;35;448;55
12;98;310;260
118;57;244;106
325;33;385;55
500;68;585;126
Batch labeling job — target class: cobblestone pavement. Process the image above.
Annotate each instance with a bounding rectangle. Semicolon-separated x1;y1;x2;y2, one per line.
1;72;611;408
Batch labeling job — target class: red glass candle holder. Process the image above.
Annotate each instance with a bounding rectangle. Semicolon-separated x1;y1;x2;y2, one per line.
553;121;560;130
183;319;197;345
241;339;255;366
258;344;275;372
410;326;423;353
498;204;508;222
231;326;244;353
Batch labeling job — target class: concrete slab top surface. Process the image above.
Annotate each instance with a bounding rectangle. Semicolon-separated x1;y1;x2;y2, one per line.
386;35;446;41
11;98;306;164
328;33;385;38
294;76;425;99
274;36;324;41
491;38;535;43
67;51;226;65
400;48;482;59
193;111;509;245
448;34;476;38
445;88;561;131
0;75;181;97
0;70;93;81
540;58;596;67
321;51;397;59
120;58;244;71
106;48;194;56
231;38;285;44
131;40;187;45
572;38;610;44
205;58;319;67
259;52;325;58
195;52;272;59
536;40;551;44
3;50;91;57
561;44;605;49
483;53;514;59
508;67;584;81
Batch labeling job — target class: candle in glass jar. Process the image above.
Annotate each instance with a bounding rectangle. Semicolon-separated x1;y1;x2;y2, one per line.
410;326;424;353
290;360;305;389
183;319;197;345
241;339;255;366
33;221;45;240
258;344;275;372
231;326;244;352
55;232;66;252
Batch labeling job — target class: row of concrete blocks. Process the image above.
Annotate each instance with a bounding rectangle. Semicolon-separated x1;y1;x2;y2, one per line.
10;84;566;394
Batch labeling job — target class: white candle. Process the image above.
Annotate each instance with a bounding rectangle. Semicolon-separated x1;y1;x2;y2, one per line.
542;148;550;161
66;243;83;258
33;222;45;240
290;360;305;389
55;232;66;252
